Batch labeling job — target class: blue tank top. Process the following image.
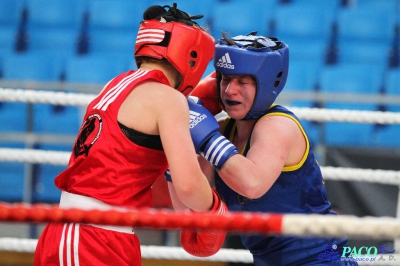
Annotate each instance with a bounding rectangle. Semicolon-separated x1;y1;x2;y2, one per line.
215;105;353;265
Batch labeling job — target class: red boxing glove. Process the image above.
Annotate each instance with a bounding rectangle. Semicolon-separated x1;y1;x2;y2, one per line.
190;71;222;116
180;189;228;257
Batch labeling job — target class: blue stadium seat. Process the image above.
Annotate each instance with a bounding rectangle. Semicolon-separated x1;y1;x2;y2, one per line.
287;0;340;10
0;161;25;202
64;54;129;84
0;141;26;202
285;38;328;64
385;68;400;96
336;41;392;66
374;105;400;148
32;143;70;203
89;30;136;59
346;0;399;11
88;0;144;31
0;0;26;27
336;6;396;66
319;63;384;95
0;0;25;58
319;64;384;147
274;3;337;41
1;52;65;139
337;5;397;42
211;0;276;38
273;3;337;64
2;53;64;81
87;0;147;57
26;0;82;29
25;0;84;57
33;162;63;203
285;60;321;92
0;27;18;62
375;69;400;147
324;103;377;147
0;102;28;132
33;104;81;135
28;28;80;59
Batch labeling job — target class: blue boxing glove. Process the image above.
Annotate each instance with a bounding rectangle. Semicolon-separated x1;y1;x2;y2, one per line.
164;168;172;182
188;96;204;106
188;98;238;171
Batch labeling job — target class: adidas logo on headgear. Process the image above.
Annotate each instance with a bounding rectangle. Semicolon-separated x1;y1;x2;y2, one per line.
216;53;235;69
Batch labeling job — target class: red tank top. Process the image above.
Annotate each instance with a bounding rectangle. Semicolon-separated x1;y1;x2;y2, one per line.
55;69;170;208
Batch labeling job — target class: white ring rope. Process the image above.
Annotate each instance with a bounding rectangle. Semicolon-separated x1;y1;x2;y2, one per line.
1;87;400;124
0;238;254;263
0;148;70;165
0;239;397;266
290;106;400;124
1;215;400;249
0;148;399;185
283;214;400;239
0;88;94;107
321;166;400;186
0;238;397;265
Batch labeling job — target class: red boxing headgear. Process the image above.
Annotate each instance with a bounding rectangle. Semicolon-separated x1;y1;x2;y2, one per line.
134;19;215;96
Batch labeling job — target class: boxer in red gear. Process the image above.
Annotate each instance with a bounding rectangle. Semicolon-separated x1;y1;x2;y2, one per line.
34;3;220;266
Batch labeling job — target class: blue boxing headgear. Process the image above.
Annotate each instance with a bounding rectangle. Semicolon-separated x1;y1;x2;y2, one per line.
214;32;289;120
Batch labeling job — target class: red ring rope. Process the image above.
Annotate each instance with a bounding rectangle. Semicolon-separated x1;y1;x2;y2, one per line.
0;203;283;235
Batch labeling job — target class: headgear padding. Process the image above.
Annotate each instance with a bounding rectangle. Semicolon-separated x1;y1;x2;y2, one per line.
135;3;215;96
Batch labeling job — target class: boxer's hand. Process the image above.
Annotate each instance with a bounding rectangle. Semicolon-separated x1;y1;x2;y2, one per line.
190;71;222;116
180;189;228;257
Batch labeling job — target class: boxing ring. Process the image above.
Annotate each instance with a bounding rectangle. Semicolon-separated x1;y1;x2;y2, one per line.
1;87;400;265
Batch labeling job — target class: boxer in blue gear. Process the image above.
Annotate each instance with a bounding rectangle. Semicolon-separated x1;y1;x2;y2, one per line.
216;105;352;265
183;32;358;265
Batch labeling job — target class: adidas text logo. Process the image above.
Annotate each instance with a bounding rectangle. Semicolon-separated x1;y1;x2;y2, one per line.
216;53;235;69
189;110;207;129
